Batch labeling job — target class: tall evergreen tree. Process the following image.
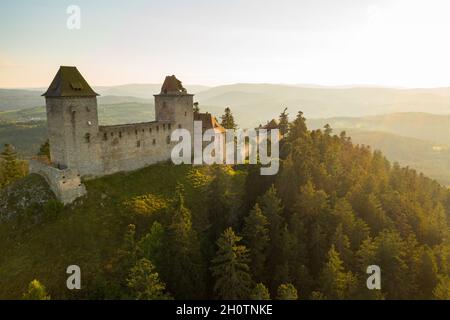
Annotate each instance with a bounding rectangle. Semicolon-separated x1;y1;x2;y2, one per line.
0;143;24;188
256;185;287;284
319;246;357;299
331;224;353;267
278;107;289;137
138;222;165;269
211;228;252;299
165;184;206;299
242;203;270;282
416;246;439;299
220;107;237;130
127;258;171;300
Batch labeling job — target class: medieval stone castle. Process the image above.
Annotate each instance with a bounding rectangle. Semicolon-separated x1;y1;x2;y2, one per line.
30;66;224;204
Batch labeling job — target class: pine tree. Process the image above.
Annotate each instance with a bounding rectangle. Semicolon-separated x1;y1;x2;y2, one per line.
166;184;206;299
211;227;252;299
319;245;356;299
373;230;412;299
220;107;237;129
287;111;308;143
242;203;270;281
433;276;450;300
138;222;165;268
127;258;171;300
256;185;286;284
206;166;241;242
250;283;271;300
0;143;24;188
276;283;298;300
258;185;284;250
331;224;353;267
278;107;289;137
416;246;439;299
22;279;50;300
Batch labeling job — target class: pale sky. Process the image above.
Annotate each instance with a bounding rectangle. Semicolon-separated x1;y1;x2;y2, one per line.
1;0;450;88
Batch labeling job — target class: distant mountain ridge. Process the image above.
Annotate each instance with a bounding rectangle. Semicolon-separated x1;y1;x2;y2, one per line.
307;112;450;146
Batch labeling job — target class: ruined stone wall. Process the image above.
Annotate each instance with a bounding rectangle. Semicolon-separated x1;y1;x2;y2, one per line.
29;160;87;205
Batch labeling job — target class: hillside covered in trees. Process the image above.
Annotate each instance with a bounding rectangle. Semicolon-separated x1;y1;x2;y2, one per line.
0;111;449;300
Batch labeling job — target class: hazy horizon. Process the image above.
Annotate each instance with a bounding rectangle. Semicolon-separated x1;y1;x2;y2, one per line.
3;81;450;91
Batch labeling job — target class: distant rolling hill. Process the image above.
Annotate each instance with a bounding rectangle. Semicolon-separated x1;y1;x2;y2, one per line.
345;129;450;185
307;112;450;146
195;84;450;127
95;84;210;99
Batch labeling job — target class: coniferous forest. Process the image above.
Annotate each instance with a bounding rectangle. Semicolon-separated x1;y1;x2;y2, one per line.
1;110;450;300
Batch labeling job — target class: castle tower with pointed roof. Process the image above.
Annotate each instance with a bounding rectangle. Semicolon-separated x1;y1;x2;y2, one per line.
43;66;101;174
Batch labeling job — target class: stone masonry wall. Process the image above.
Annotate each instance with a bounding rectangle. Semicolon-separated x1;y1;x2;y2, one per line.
29;160;87;205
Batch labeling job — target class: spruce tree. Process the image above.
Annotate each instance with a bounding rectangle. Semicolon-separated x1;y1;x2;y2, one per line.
433;276;450;300
256;185;287;284
278;107;289;137
242;203;270;281
138;222;165;268
250;283;271;300
127;258;171;300
276;283;298;300
211;227;252;299
319;245;356;299
0;143;23;188
220;107;237;130
166;184;206;299
416;246;439;299
331;224;353;267
22;279;50;300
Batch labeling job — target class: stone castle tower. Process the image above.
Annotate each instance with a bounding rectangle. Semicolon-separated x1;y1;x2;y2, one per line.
42;66;101;174
31;66;196;203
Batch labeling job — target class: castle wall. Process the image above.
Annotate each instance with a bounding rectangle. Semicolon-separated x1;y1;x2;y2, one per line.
94;120;177;176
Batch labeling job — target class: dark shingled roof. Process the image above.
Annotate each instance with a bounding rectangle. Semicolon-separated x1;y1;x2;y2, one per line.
42;66;99;97
160;75;187;94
